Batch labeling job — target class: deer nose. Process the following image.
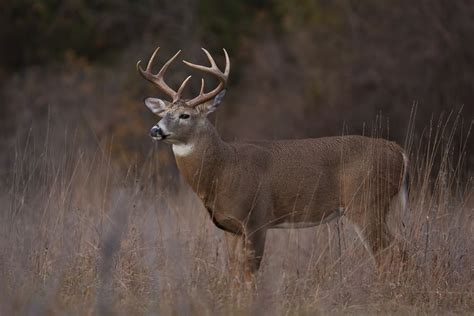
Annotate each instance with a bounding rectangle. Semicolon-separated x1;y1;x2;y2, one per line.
150;126;162;138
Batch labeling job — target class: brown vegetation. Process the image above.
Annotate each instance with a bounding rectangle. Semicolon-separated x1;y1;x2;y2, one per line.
0;0;473;314
0;113;472;314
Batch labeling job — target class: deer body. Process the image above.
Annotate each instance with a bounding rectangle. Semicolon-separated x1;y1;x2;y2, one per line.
176;129;405;227
137;47;408;280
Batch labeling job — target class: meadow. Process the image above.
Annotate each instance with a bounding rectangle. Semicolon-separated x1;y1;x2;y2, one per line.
0;111;472;314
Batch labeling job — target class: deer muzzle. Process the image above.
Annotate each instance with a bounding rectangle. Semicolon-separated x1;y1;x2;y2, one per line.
150;125;168;140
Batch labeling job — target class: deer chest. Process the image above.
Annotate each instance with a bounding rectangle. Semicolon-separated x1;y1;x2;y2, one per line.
205;207;243;235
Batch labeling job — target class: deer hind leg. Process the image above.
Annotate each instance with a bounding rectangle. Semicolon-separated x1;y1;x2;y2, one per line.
348;200;394;269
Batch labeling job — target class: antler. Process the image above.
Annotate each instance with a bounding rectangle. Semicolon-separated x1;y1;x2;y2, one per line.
183;48;230;108
137;47;191;102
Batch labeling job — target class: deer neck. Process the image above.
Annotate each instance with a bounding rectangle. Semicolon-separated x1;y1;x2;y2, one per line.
172;121;232;200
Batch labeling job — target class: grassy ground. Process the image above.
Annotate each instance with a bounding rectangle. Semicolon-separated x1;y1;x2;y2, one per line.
0;115;472;315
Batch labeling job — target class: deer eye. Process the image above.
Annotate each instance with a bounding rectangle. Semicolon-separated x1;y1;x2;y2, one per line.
179;113;190;119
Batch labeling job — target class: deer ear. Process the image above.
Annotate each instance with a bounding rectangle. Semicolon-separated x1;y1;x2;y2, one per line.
202;90;226;114
144;98;170;116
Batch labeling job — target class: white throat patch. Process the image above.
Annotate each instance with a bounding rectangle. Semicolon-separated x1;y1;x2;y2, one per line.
172;143;195;156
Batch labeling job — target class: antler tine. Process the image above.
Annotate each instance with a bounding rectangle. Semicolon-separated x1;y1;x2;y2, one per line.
158;50;181;77
223;48;230;77
199;78;205;95
201;48;218;69
146;46;160;70
176;75;192;101
182;48;226;78
137;48;182;100
182;48;230;107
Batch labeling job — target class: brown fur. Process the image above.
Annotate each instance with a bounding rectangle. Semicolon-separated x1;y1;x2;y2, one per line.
173;119;407;277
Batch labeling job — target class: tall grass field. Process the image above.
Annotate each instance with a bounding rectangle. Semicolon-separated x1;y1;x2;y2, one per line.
0;111;472;314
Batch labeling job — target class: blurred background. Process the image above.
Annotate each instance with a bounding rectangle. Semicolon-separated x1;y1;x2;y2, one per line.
1;0;473;173
1;2;473;313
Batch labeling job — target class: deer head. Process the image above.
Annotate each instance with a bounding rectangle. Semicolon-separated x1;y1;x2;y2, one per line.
137;47;230;144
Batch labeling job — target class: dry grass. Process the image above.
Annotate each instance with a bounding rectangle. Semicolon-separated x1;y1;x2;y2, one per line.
0;113;472;315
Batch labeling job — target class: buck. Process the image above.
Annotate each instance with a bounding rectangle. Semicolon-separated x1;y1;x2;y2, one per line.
137;47;409;280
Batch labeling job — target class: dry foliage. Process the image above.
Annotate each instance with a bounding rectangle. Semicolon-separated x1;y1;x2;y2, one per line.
0;112;472;315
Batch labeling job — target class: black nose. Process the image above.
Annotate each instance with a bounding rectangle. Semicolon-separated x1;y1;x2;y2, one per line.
150;126;162;137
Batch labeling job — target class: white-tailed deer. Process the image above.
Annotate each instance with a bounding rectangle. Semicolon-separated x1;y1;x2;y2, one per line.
137;47;409;280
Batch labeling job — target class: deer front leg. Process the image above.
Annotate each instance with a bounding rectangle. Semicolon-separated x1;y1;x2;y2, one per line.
242;228;267;283
224;231;242;281
224;228;267;285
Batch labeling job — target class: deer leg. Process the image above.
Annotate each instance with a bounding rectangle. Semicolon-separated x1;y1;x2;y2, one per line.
348;202;394;268
224;232;242;280
241;228;267;283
